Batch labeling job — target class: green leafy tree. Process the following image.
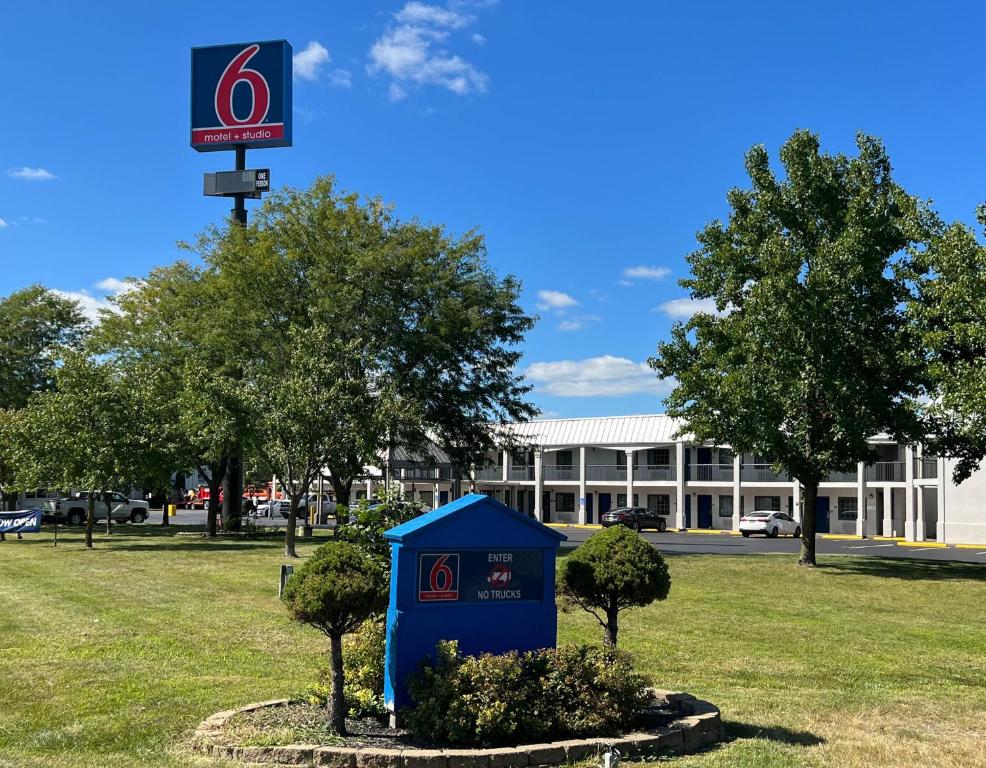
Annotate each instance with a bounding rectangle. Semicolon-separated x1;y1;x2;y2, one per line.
557;525;671;646
95;264;255;535
281;541;388;734
649;131;935;566
0;285;88;410
13;355;147;548
334;483;421;566
910;207;986;482
211;176;536;506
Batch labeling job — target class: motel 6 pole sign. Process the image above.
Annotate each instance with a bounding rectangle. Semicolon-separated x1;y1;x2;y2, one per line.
191;40;292;151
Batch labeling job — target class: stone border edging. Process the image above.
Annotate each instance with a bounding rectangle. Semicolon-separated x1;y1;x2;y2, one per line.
192;689;723;766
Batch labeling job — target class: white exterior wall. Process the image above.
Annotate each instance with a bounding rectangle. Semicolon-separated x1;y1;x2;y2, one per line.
941;458;986;544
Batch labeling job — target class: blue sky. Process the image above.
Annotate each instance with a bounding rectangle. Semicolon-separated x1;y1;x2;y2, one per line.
3;1;986;419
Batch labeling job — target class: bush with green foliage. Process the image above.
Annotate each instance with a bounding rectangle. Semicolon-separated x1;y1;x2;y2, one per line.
334;486;421;564
282;541;388;734
557;525;671;646
405;641;651;747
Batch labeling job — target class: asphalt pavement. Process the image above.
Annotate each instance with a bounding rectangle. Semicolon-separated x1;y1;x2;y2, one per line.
142;508;986;564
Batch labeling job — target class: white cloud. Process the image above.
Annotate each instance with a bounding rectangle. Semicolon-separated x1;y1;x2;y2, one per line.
656;297;725;319
623;265;671;281
53;290;110;324
368;3;490;98
525;355;675;398
471;32;486;44
95;277;135;295
558;314;601;332
7;167;56;181
536;290;578;311
294;41;331;81
53;277;137;323
329;68;353;88
0;218;7;229
396;2;473;28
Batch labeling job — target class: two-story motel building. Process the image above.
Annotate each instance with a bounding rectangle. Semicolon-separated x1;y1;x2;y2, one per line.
362;414;986;545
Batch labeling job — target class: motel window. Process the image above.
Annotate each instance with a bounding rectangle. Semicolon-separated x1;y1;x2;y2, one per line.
719;496;734;517
556;450;573;467
616;451;627;467
838;497;858;521
647;448;670;466
617;493;640;508
418;491;433;507
754;496;781;512
556;492;576;513
647;494;670;515
719;448;734;464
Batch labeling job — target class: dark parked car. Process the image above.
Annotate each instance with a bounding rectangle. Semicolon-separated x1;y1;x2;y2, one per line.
600;506;667;532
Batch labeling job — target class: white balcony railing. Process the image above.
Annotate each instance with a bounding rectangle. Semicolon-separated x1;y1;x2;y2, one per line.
543;466;579;481
587;465;627;482
474;466;502;481
741;464;789;482
634;464;675;481
509;466;534;481
692;463;733;482
916;458;939;479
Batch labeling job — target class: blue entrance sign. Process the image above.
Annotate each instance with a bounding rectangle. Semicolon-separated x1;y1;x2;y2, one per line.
191;40;293;152
417;549;544;603
0;509;42;534
383;494;566;713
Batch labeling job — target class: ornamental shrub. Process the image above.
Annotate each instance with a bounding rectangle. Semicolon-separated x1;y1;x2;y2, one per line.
557;525;671;646
282;541;388;734
306;616;387;718
405;641;650;747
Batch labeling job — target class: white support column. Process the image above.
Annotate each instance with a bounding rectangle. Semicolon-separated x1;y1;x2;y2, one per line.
732;454;741;531
578;446;587;524
882;489;893;538
904;445;915;541
936;457;946;542
916;486;926;542
625;450;634;508
365;478;373;500
856;461;866;538
502;450;509;483
793;481;801;524
432;482;439;509
675;441;686;530
533;450;544;522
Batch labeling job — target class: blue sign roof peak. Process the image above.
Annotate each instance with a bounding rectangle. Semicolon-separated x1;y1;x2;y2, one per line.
384;493;567;543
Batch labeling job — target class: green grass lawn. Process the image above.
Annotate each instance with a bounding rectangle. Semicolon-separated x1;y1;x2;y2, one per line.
1;528;984;768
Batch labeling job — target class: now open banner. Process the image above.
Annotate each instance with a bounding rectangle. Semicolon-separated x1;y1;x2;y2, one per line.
0;509;42;534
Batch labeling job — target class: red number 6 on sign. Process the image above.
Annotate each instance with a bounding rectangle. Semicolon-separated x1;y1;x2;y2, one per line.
215;44;270;127
429;554;454;592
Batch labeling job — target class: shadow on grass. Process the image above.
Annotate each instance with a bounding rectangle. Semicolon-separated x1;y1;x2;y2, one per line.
724;720;824;747
9;523;307;552
819;556;986;582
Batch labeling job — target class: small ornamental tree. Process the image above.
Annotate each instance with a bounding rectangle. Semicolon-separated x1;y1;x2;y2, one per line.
281;541;388;735
557;525;671;647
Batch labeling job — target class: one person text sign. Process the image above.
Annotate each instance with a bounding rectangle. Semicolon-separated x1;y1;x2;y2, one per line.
417;550;544;603
0;509;42;534
191;40;292;151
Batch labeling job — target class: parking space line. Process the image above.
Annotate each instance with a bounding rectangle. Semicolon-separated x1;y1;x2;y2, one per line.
848;544;895;549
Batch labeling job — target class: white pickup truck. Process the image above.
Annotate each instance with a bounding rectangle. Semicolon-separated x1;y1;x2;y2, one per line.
44;492;150;525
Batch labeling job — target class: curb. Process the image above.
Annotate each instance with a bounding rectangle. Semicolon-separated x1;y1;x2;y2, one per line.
192;690;724;766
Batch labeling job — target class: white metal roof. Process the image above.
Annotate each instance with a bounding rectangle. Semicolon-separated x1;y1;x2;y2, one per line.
501;414;691;449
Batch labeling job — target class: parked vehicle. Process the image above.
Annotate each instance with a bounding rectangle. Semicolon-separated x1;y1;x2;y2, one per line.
257;494;334;519
43;492;150;525
739;511;801;538
600;506;668;532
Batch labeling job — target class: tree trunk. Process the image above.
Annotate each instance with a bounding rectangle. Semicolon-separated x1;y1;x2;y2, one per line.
328;632;347;735
85;492;95;549
284;492;300;558
329;476;352;508
799;480;818;567
206;458;227;538
222;450;243;532
604;604;619;647
103;489;112;535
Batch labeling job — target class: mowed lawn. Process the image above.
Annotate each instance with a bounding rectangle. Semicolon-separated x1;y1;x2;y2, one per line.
1;529;984;768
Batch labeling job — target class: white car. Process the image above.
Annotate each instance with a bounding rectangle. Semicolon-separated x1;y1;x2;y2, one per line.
739;511;801;538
